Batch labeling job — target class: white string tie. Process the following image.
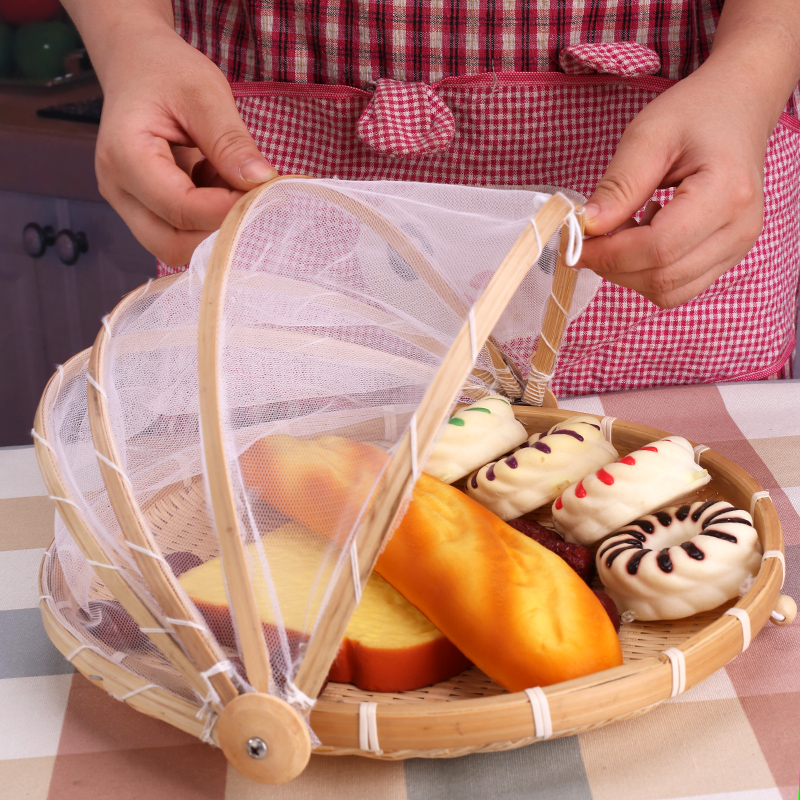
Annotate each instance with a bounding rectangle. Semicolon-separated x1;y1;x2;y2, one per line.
112;683;159;702
539;332;558;354
692;444;709;464
66;644;105;662
86;373;107;399
199;709;218;745
358;702;382;753
38;594;53;604
101;315;113;339
467;307;478;364
48;494;81;510
409;412;420;481
662;647;686;697
724;607;752;651
350;541;362;605
86;560;122;571
562;201;584;266
762;549;785;588
30;428;56;452
124;541;169;565
527;365;555;384
94;451;133;486
600;416;616;443
548;291;569;317
196;660;234;714
165;617;211;633
750;490;770;520
139;627;172;634
284;681;316;712
524;687;553;739
529;219;543;254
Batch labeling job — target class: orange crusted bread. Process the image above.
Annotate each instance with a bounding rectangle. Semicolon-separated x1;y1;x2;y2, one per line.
241;434;623;691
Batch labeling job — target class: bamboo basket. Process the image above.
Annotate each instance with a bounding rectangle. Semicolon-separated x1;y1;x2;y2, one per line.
33;178;793;783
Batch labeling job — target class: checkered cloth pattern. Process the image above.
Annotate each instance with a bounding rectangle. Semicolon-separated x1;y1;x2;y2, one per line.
172;0;721;86
356;78;456;155
4;380;799;798
559;41;661;76
160;0;800;396
160;71;800;396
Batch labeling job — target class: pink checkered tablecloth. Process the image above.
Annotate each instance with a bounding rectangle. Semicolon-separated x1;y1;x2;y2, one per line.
1;380;798;800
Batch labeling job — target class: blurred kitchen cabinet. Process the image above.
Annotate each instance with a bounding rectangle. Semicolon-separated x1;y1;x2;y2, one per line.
0;190;157;446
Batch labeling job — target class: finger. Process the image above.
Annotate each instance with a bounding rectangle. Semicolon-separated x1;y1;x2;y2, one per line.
578;171;747;277
179;87;278;190
111;135;246;231
588;224;744;308
108;186;217;266
583;125;671;236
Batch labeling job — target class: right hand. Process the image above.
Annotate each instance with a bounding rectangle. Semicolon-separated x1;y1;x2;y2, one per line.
95;21;277;266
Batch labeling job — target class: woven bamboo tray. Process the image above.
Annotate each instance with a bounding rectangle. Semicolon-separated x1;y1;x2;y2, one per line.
33;178;793;782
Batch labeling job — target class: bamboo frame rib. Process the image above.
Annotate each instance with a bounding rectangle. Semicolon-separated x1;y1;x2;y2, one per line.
198;186;277;696
86;284;239;708
292;193;576;700
522;207;584;405
33;348;232;710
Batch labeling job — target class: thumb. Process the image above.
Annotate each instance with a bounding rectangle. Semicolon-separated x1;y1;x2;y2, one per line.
584;135;668;236
188;95;278;190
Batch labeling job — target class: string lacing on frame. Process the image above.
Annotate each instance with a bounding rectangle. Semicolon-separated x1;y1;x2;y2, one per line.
750;490;770;519
662;647;686;697
524;687;553;739
600;416;615;443
724;607;751;651
358;701;382;754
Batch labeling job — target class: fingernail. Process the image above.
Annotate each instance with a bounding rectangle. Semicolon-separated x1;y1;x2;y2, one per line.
239;158;278;184
583;203;600;221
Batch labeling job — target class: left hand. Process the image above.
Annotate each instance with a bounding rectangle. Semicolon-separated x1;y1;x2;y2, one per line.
576;62;770;309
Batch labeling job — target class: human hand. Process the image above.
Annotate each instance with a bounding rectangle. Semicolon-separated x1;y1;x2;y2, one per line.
93;18;277;266
576;63;771;309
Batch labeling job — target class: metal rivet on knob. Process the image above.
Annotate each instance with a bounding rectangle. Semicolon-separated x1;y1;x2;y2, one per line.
246;737;268;760
22;223;55;258
55;230;89;266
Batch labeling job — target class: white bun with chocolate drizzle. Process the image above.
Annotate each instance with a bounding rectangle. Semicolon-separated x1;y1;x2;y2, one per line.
423;396;528;484
465;415;618;520
596;500;762;620
552;436;711;546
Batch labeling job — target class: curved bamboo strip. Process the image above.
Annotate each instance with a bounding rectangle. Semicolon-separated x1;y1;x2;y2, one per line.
290;192;576;700
33;349;229;710
86;283;239;707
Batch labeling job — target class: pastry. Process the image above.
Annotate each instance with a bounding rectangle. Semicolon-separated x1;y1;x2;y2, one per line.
596;500;762;620
423;395;528;484
552;436;711;545
466;414;618;519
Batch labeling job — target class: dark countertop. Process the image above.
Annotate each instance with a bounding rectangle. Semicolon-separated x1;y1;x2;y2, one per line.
0;80;103;202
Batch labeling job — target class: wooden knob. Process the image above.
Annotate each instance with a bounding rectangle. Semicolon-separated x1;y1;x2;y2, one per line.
217;692;311;784
770;594;797;626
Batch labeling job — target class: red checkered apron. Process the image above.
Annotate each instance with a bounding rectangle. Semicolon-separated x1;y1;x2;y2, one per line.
168;0;800;396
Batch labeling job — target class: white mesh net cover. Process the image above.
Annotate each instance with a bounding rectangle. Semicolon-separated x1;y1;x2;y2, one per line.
37;179;600;742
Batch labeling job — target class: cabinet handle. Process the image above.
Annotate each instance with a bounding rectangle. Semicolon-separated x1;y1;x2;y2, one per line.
22;223;55;258
54;229;89;266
